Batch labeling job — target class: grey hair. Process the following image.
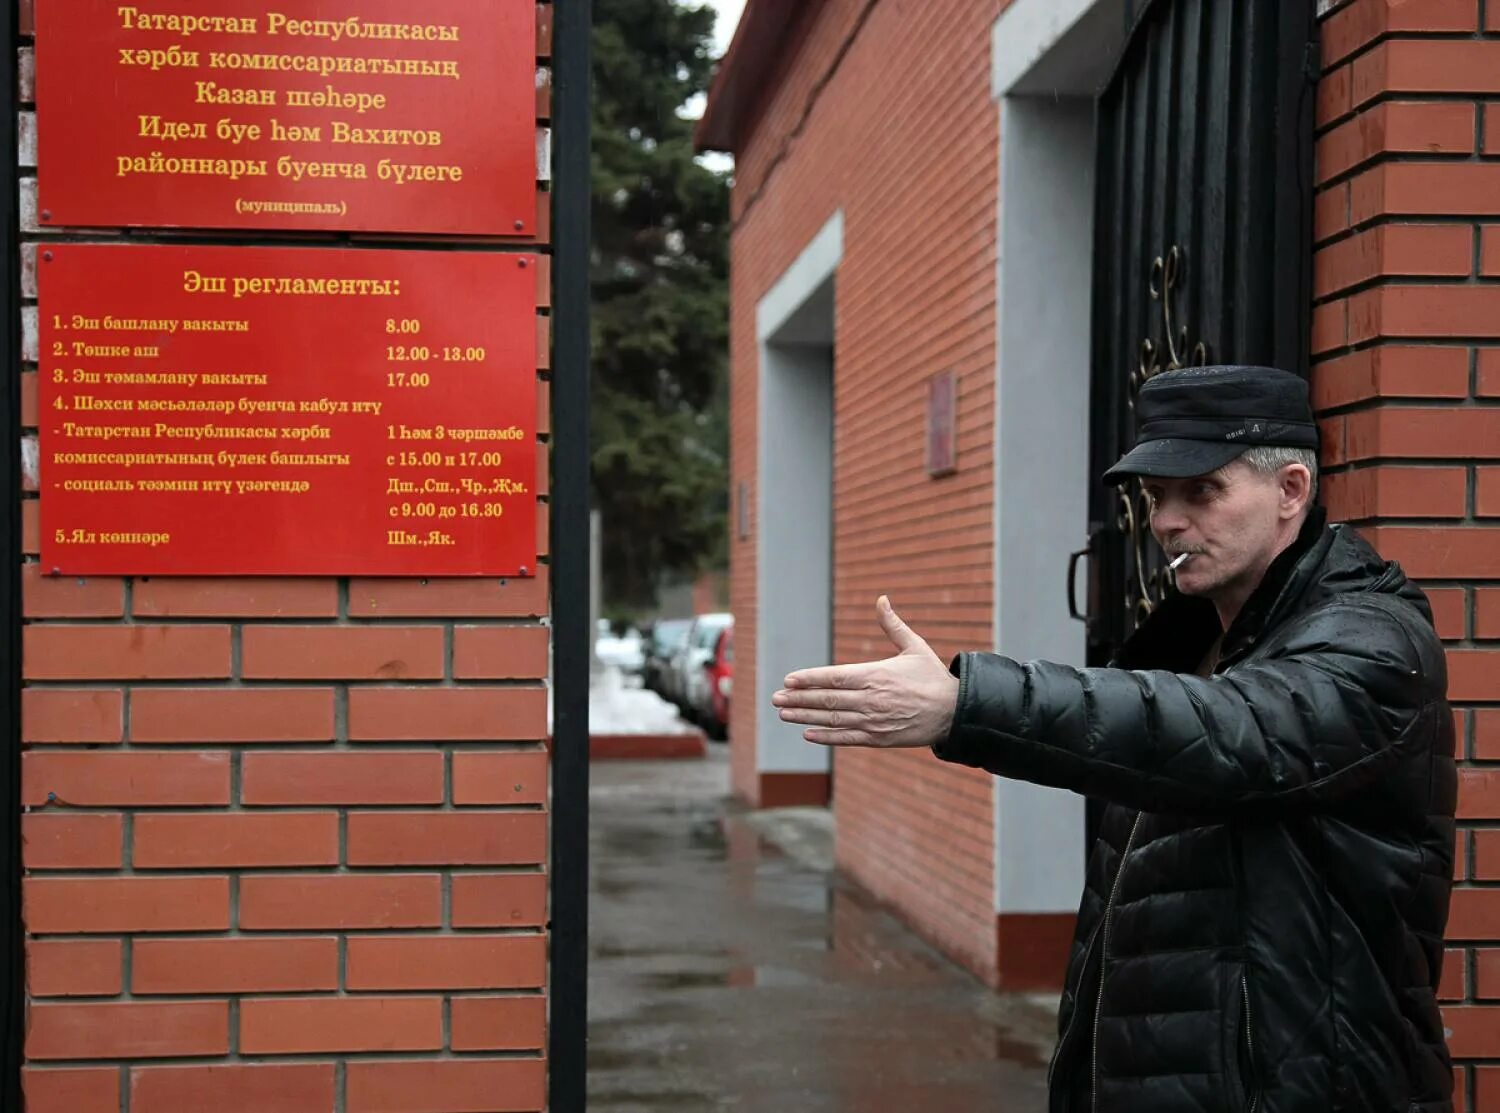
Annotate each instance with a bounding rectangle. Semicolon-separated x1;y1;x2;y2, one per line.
1239;444;1319;505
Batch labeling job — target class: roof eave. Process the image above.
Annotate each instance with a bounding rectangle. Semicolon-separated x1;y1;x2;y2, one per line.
694;0;800;154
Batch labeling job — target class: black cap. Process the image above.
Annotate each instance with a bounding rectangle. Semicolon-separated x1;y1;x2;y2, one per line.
1103;365;1318;486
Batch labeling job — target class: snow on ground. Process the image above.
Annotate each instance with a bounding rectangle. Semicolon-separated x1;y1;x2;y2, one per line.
546;663;697;736
588;665;697;736
594;632;644;674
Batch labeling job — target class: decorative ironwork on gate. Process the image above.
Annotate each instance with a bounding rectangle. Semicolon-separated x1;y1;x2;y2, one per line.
1137;245;1208;389
1121;243;1211;622
1079;0;1317;666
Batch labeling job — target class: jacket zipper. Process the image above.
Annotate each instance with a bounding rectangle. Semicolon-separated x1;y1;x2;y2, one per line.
1242;970;1260;1113
1046;921;1100;1092
1092;811;1143;1113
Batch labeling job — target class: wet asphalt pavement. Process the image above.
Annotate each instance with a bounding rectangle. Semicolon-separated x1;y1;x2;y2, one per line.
587;748;1056;1112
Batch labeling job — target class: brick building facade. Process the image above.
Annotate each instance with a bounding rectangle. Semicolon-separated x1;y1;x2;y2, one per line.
701;0;1500;1106
10;4;568;1111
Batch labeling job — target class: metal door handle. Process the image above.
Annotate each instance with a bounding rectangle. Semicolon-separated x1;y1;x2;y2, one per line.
1067;545;1090;623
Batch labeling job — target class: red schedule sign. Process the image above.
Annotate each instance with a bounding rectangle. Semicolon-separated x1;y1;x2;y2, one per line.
36;0;537;235
39;244;539;577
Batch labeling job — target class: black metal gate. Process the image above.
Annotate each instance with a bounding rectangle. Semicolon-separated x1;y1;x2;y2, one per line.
1078;0;1318;668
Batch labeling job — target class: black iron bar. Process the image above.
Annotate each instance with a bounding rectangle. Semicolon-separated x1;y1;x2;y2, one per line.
548;0;593;1109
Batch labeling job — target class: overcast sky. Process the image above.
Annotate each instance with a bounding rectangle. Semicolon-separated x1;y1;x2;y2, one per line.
684;0;745;166
705;0;746;56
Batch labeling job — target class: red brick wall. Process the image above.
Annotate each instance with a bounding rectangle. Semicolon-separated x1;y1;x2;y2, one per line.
1312;1;1500;1107
728;0;1010;982
16;6;557;1110
730;0;1500;1009
690;569;729;615
727;0;877;811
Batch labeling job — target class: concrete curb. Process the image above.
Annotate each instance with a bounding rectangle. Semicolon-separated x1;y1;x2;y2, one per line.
587;732;707;760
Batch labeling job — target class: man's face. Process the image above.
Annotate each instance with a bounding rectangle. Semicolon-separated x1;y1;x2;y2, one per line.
1143;459;1299;601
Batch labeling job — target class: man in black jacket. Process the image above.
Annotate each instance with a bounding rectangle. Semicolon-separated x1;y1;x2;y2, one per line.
772;366;1456;1113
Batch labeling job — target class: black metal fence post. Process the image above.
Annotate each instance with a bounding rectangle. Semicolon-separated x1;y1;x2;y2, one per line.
549;0;592;1109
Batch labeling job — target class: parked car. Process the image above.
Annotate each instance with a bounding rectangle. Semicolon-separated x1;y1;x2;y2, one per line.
703;624;733;740
643;618;691;701
674;612;733;723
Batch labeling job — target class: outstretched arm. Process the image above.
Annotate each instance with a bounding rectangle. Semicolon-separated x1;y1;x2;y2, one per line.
937;601;1434;812
774;596;1438;815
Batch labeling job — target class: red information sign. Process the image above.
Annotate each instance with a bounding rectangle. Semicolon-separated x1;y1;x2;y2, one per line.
39;244;539;576
36;0;537;235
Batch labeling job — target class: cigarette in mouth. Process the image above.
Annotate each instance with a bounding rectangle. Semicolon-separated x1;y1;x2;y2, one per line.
1168;553;1193;572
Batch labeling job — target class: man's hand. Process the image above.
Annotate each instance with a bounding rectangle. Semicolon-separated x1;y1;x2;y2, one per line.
771;596;960;748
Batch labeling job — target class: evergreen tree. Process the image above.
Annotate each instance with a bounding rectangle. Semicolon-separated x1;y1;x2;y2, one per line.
591;0;730;610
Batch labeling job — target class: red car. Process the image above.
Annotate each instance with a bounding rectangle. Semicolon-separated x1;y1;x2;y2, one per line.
704;625;733;741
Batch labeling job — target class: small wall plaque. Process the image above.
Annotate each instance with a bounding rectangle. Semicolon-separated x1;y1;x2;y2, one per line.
926;371;957;477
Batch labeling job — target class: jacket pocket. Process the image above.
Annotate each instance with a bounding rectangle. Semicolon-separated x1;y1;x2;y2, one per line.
1223;964;1263;1112
1237;968;1263;1112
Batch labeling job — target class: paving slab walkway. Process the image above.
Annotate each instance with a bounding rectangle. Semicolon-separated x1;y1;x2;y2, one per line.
588;748;1057;1112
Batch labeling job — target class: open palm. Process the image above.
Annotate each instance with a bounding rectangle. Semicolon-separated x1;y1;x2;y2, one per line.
770;596;960;748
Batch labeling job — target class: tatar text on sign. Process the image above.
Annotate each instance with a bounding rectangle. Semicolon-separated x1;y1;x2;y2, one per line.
39;244;540;576
36;0;538;235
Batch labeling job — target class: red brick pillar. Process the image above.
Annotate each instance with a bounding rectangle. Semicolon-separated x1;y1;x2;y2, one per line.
16;6;557;1111
1313;2;1500;1108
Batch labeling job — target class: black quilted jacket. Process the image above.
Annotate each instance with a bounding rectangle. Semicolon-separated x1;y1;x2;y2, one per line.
934;512;1456;1113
